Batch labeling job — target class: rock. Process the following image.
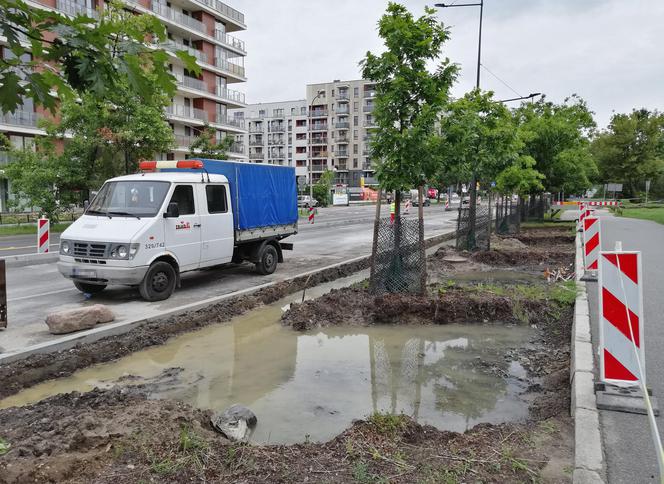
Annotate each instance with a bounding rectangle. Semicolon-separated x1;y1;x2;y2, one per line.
45;305;115;334
211;404;257;442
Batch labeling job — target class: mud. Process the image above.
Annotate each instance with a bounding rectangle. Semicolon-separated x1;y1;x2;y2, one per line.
0;387;571;484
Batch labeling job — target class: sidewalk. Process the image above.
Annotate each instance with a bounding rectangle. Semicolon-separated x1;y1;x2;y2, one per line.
587;213;664;482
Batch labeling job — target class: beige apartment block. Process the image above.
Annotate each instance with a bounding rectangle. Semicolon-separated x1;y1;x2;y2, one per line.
306;79;377;186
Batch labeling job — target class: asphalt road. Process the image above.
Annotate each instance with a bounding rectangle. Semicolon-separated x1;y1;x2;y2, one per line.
0;204;456;354
587;215;664;483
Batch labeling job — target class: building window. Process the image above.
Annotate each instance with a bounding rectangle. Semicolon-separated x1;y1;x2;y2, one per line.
353;158;358;168
354;129;358;140
259;109;265;117
353;144;358;154
296;146;306;153
354;101;358;112
353;116;358;125
331;89;335;97
354;87;359;97
296;133;306;140
301;106;307;115
274;108;284;117
296;119;307;127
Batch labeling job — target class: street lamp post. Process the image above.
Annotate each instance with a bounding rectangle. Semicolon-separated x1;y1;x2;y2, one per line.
497;92;542;103
309;89;325;202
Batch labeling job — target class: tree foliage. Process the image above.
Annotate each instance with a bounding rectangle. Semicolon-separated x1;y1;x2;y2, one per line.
435;89;522;185
361;2;458;191
0;0;198;113
496;155;545;196
514;95;597;195
189;125;233;160
312;169;334;207
591;109;664;198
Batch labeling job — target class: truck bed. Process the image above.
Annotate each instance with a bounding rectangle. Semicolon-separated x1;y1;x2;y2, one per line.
235;223;298;243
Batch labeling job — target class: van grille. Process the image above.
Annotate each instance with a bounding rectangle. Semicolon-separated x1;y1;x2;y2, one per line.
73;242;109;259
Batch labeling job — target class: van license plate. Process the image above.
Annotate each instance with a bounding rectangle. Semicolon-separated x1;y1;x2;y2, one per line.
73;268;97;279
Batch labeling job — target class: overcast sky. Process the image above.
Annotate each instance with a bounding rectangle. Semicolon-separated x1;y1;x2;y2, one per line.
236;0;663;128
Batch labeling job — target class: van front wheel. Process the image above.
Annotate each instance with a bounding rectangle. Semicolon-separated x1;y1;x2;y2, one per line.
255;244;278;275
139;261;176;301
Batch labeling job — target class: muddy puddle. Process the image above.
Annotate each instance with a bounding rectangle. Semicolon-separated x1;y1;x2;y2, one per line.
0;284;534;444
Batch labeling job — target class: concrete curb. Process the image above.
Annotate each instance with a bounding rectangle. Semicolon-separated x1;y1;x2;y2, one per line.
572;230;606;483
1;252;59;268
0;230;457;365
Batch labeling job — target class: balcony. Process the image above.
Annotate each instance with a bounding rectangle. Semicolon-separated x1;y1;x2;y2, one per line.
364;89;377;98
175;73;207;92
214;114;245;129
56;0;98;18
248;125;264;133
0;110;42;128
194;0;245;28
269;125;286;133
363;104;374;113
336;164;348;171
335;122;350;129
310;138;328;145
311;162;328;172
228;142;244;155
166;105;208;122
174;134;195;148
311;151;329;159
310;124;328;132
309;109;328;118
250;153;264;161
249;139;263;146
335;107;350;115
214;30;246;53
363;163;374;170
364;118;377;128
336;137;349;144
217;88;245;105
337;93;350;102
268;139;285;145
213;57;246;78
150;2;206;34
336;150;349;158
161;39;208;63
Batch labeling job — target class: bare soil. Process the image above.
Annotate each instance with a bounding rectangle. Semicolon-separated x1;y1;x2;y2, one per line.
0;227;574;483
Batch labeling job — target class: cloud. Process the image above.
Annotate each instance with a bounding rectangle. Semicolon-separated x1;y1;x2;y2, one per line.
236;0;664;127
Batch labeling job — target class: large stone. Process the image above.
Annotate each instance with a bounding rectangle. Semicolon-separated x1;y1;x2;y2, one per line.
211;404;257;442
45;304;115;334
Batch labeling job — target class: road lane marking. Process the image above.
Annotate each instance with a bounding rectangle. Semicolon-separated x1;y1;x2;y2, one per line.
0;243;59;252
9;287;73;302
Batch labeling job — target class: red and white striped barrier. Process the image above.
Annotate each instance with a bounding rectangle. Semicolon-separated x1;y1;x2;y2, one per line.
37;218;49;254
598;251;645;384
587;201;622;207
583;216;601;271
445;198;449;210
404;199;411;214
308;206;315;224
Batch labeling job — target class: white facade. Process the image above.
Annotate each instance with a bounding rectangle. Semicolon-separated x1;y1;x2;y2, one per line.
230;100;309;180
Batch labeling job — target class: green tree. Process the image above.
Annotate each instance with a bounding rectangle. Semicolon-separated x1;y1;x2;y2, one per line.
495;155;545;197
312;169;334;207
435;89;521;248
2;135;80;220
189;124;234;160
361;2;458;291
514;95;597;197
0;0;198;113
591;109;664;198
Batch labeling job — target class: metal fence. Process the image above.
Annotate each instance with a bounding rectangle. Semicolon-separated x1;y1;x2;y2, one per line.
456;203;491;251
370;217;425;294
495;197;521;235
520;193;552;221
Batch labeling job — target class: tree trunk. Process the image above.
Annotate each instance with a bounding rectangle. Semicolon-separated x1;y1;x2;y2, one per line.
418;185;426;295
369;188;383;291
467;174;477;250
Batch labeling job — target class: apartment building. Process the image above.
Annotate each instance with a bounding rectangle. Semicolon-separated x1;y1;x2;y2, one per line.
230;100;309;181
306;79;377;186
0;0;247;208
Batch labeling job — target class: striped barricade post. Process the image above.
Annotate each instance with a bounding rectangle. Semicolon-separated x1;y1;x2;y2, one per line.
37;217;49;253
577;202;585;230
582;216;600;280
308;206;315;224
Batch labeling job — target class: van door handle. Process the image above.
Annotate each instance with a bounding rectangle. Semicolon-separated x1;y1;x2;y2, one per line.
193;223;201;228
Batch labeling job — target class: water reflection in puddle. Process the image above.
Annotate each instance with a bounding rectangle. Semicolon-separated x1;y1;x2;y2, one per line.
1;296;534;444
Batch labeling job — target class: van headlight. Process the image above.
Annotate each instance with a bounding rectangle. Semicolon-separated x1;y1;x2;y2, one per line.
60;240;71;255
110;243;140;260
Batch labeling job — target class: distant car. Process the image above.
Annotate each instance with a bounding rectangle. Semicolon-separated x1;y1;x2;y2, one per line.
297;195;319;208
412;198;431;207
427;188;438;199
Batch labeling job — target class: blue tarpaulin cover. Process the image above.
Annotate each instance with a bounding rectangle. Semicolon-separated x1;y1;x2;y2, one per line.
173;159;298;230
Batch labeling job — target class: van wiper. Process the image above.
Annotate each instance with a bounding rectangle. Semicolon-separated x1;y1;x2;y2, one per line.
107;211;141;220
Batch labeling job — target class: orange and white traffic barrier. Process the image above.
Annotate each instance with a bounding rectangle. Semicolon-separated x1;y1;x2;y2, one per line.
404;199;411;214
583;216;601;273
37;217;49;253
577;202;585;229
598;250;645;384
587;201;622;207
308;206;315;224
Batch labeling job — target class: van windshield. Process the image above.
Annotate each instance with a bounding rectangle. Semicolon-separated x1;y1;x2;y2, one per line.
86;181;171;218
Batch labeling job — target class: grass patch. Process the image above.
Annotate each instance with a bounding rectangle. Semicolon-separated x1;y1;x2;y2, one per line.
0;222;72;236
0;437;10;456
616;207;664;225
367;412;408;436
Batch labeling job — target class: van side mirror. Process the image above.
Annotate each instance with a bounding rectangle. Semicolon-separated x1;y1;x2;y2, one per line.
164;202;179;218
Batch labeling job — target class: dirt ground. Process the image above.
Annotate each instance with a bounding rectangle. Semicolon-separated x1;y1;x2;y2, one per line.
0;226;575;483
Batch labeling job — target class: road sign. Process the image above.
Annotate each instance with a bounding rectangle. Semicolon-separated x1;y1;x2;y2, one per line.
598;251;644;384
605;183;623;192
297;176;306;186
37;218;49;254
